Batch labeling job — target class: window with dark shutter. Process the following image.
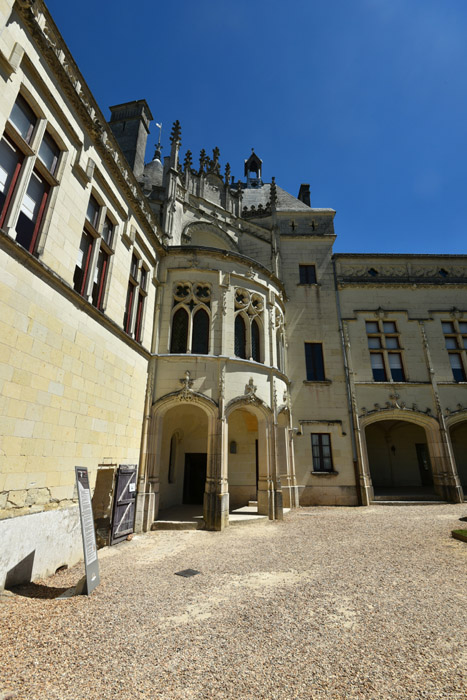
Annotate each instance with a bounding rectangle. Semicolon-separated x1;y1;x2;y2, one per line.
299;265;317;284
305;343;325;380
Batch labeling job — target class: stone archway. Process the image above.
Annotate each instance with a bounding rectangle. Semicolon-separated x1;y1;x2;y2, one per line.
227;407;258;510
225;399;282;520
364;420;436;500
360;410;461;502
147;392;228;530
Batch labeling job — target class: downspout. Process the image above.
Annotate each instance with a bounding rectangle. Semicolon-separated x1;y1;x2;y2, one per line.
332;259;369;506
135;270;162;531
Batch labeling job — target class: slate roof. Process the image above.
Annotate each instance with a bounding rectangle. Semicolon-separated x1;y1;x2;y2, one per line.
241;183;313;212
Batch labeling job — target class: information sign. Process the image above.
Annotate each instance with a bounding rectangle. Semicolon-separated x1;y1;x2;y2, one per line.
75;467;100;595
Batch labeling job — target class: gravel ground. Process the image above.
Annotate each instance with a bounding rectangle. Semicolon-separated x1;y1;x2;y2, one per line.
1;504;467;700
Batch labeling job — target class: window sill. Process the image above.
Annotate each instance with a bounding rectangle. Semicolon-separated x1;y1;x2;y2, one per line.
311;471;339;477
303;379;332;385
297;283;320;287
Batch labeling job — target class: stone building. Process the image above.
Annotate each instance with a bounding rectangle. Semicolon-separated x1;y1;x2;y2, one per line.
0;0;466;589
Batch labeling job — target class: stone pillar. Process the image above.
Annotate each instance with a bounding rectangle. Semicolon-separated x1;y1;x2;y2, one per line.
257;419;271;516
203;416;229;530
134;411;161;532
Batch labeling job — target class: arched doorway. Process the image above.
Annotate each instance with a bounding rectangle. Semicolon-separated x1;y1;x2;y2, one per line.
364;419;437;500
226;399;282;519
449;420;467;491
158;403;209;510
227;407;258;510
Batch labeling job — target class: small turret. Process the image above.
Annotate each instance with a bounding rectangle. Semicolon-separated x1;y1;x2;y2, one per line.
244;149;263;188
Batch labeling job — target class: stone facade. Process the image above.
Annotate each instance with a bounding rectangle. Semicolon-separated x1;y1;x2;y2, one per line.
0;1;466;588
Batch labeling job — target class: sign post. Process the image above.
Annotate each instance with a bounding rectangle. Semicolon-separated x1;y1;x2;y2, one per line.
75;467;100;595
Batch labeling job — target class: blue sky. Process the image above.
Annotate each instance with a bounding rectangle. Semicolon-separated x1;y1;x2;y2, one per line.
44;0;467;254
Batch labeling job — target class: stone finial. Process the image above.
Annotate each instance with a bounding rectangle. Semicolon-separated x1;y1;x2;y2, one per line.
224;162;231;185
170;120;182;145
270;176;277;205
199;149;207;173
179;370;194;401
208;146;221;175
184;150;193;171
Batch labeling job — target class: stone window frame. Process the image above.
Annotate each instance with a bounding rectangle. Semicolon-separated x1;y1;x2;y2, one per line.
0;90;65;255
124;251;149;341
234;287;264;363
298;264;317;285
442;320;467;382
304;342;326;382
73;191;117;311
365;320;406;383
311;433;334;473
169;281;212;355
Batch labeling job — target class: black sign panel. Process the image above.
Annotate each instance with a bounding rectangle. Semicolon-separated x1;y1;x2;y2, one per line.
75;467;100;595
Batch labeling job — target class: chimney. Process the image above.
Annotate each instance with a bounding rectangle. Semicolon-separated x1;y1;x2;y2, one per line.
298;183;311;207
108;100;153;178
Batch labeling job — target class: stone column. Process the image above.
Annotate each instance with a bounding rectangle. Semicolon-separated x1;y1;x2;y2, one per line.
203;415;229;530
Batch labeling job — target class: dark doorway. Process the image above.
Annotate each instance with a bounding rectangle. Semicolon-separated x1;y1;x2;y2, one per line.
415;443;434;487
183;453;207;505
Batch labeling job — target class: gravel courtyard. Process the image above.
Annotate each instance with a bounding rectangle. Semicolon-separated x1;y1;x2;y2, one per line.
1;504;466;700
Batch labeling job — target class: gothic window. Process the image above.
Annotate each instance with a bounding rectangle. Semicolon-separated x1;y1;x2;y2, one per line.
170;282;211;354
170;307;189;353
251;319;261;362
192;308;209;354
234;288;264;363
235;314;246;359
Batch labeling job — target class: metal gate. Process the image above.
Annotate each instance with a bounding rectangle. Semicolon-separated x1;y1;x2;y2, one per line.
110;464;137;545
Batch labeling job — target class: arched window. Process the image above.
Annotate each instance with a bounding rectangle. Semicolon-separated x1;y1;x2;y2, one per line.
168;433;177;483
251;319;261;362
192;308;209;354
235;314;246;358
170;307;188;353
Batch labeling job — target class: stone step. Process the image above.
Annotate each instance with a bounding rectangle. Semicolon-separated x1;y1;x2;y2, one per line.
151;520;204;531
248;500;258;507
371;500;448;506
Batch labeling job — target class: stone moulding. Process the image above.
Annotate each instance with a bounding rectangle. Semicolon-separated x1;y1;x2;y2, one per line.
16;0;163;252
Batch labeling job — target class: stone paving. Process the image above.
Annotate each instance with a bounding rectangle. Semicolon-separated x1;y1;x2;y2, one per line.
1;504;467;700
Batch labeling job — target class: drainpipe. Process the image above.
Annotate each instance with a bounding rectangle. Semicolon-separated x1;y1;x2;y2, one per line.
135;276;162;532
419;321;463;503
332;259;370;506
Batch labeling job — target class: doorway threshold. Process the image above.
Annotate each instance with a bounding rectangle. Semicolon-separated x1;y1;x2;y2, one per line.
152;505;205;531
